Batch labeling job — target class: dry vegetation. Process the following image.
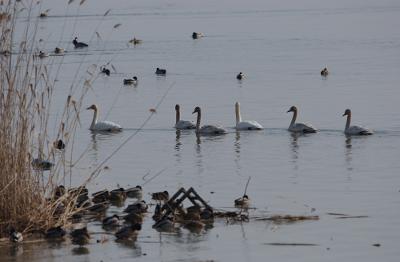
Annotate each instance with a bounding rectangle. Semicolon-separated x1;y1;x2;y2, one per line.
0;1;87;238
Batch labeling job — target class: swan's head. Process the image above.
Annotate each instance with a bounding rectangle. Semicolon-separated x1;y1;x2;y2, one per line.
243;194;249;199
287;106;297;113
175;104;180;111
192;106;201;114
74;37;77;40
342;109;351;116
133;76;137;80
86;104;98;111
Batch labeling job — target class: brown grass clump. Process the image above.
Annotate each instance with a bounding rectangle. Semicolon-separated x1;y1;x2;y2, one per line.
0;1;86;238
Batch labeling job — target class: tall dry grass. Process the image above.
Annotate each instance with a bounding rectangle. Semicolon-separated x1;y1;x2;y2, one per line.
0;1;86;237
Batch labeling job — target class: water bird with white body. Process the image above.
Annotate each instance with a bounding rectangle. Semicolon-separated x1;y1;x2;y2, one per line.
86;104;122;132
342;109;373;135
192;106;227;135
235;102;263;130
175;104;196;129
287;106;317;133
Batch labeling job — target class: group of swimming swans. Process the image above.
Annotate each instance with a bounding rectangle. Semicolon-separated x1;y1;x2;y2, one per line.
86;103;373;136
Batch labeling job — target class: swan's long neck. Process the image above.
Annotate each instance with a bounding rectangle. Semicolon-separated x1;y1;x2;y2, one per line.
90;109;98;130
345;112;351;130
235;104;242;125
175;109;180;125
290;109;297;127
195;110;201;133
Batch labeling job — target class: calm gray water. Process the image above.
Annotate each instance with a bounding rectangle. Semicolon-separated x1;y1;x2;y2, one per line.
1;0;400;261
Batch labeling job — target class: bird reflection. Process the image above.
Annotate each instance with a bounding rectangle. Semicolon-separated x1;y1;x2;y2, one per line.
194;133;204;173
289;133;300;171
234;131;242;175
174;130;182;165
345;136;353;172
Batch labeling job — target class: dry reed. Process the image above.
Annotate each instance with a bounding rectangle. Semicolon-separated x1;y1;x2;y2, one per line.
0;1;87;238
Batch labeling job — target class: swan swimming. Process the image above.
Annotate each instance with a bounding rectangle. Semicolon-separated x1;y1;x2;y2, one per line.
287;106;317;133
175;104;196;129
192;106;227;135
87;104;122;132
235;102;263;130
342;109;373;135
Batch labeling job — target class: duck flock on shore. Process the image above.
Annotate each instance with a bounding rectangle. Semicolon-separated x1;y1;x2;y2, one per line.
9;184;250;244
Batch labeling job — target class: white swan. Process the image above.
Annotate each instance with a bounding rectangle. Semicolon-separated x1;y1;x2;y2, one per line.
175;104;195;129
287;106;317;133
87;104;122;132
342;109;373;135
192;106;227;135
235;102;263;130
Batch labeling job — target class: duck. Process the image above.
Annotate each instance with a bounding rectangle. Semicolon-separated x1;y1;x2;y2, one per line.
45;226;66;238
92;189;110;203
87;202;110;213
9;228;23;243
72;37;88;48
321;67;329;76
102;214;121;227
125;185;142;198
39;9;50;18
129;37;142;45
32;158;54;170
155;67;167;75
192;32;204;39
38;51;49;58
53;185;66;199
235;102;263;130
68;186;89;196
175;104;196;130
184;220;205;233
115;223;141;240
124;200;148;213
123;76;138;85
287;106;317;133
101;67;110;76
236;72;244;80
53;139;65;150
87;104;122;132
54;47;65;54
192;106;227;135
234;194;250;207
70;226;90;245
151;190;169;201
200;207;214;220
152;217;176;232
109;188;127;202
342;109;373;135
123;212;144;224
152;204;162;221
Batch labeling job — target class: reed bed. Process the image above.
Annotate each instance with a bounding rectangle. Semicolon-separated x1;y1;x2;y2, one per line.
0;1;87;238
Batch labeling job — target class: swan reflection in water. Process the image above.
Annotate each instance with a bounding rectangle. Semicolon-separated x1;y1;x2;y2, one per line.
345;136;353;172
289;132;300;172
234;131;242;176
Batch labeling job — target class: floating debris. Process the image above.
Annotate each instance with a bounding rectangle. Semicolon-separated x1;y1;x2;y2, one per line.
264;243;318;246
255;215;319;223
